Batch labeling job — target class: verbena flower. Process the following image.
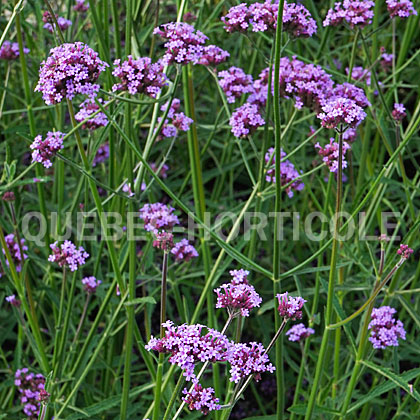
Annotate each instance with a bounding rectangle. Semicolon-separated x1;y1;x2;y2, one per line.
111;56;168;97
48;240;89;271
30;131;65;168
323;1;375;29
397;244;413;260
214;277;262;317
5;294;21;307
227;341;275;383
222;3;251;33
14;369;45;420
386;0;417;19
171;239;199;261
343;127;357;143
392;103;406;122
82;276;102;293
218;66;254;103
286;323;315;342
315;138;351;173
368;306;406;349
146;320;231;381
75;99;108;130
153;22;208;65
264;148;304;197
198;45;230;66
276;292;306;320
35;42;108;105
150;162;169;179
43;11;72;33
0;41;29;60
229;269;249;284
158;99;193;139
282;2;317;37
153;231;174;252
1;234;28;276
332;83;370;109
92;142;110;166
74;0;89;12
139;203;180;233
380;51;394;72
230;102;265;138
346;66;374;88
182;384;220;415
317;97;367;130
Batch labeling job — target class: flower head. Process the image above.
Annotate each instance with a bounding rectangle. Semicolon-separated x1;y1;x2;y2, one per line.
198;45;230;66
146;321;231;381
276;292;306;320
315;138;351;173
14;369;45;419
153;231;174;252
74;0;89;12
227;341;275;383
35;42;109;105
158;99;193;139
222;3;251;33
317;97;367;130
218;66;254;103
230;102;265;138
368;306;406;349
92;142;110;166
82;276;102;293
30;131;65;168
153;22;208;65
397;244;413;260
282;2;317;38
112;56;168;97
0;41;29;60
332;83;370;109
182;384;220;415
139;203;180;233
43;11;72;33
171;239;198;261
323;1;375;29
6;294;21;307
264;148;304;197
286;323;315;342
75;99;108;130
229;269;249;285
48;240;89;271
392;103;406;122
386;0;417;19
1;233;28;275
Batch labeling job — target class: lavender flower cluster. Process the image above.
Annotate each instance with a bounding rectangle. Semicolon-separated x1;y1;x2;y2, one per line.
82;276;102;293
323;1;375;28
368;306;406;349
1;233;28;276
198;45;230;67
92;142;110;166
286;323;315;342
48;240;89;271
386;0;417;19
218;66;254;103
75;99;108;130
14;369;45;419
277;292;306;320
158;98;193;139
30;131;65;168
229;102;265;138
74;0;89;12
139;202;180;233
182;384;220;415
392;103;406;122
315;138;351;173
0;41;29;60
35;42;109;105
265;148;304;197
171;239;199;262
112;56;168;97
42;11;72;33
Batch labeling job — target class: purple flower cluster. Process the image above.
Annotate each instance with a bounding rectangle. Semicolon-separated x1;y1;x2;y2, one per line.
229;102;265;138
74;0;89;12
42;11;72;33
153;231;174;251
264;148;304;198
392;103;406;122
317;97;367;130
48;240;89;271
159;98;193;139
153;22;208;66
214;271;262;317
171;239;199;262
139;202;180;233
386;0;417;19
218;66;254;103
182;384;220;415
230;268;249;284
286;323;315;342
198;45;230;67
276;292;306;320
93;142;110;166
30;131;65;168
150;162;169;178
315;138;351;173
35;42;108;105
14;369;45;419
1;233;28;275
381;51;394;72
368;306;406;349
397;244;413;260
6;294;21;307
227;342;275;383
75;99;108;130
146;320;231;381
82;276;102;293
222;2;317;38
323;1;375;29
112;56;168;97
332;83;371;109
0;41;29;60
